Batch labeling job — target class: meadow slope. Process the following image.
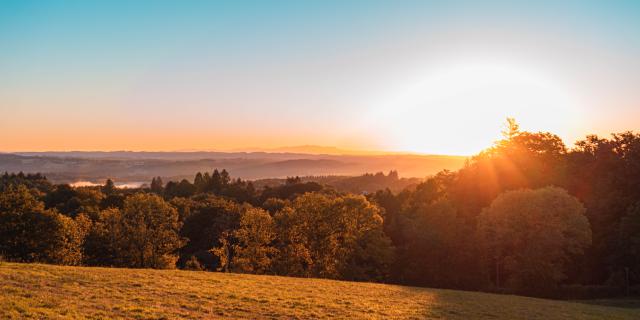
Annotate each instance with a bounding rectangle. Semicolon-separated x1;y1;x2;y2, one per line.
1;263;638;320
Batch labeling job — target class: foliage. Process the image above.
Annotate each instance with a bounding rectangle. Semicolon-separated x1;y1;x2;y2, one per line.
183;255;204;271
228;205;277;274
180;195;241;270
84;194;183;268
119;193;183;268
273;193;393;281
0;185;87;265
0;172;51;194
479;187;592;294
1;121;639;298
611;203;640;285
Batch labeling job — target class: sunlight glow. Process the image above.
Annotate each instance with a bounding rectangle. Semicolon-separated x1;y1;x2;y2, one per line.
370;60;582;155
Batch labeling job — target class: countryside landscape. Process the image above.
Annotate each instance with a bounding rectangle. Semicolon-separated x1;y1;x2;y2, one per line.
2;1;640;319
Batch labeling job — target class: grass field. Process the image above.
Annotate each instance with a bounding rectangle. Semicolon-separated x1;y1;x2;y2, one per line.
1;263;639;319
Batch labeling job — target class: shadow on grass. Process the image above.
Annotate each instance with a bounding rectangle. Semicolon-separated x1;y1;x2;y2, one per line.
572;298;640;309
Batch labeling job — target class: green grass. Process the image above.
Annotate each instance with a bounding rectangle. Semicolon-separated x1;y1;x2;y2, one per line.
1;263;638;319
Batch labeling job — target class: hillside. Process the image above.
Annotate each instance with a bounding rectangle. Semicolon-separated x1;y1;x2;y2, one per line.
1;263;638;319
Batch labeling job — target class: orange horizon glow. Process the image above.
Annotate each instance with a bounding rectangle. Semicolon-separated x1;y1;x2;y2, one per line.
2;2;639;155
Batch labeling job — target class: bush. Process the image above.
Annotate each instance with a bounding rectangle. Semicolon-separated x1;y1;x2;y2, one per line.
184;255;204;271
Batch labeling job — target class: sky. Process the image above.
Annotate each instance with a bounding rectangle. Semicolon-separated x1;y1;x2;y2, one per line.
1;0;639;155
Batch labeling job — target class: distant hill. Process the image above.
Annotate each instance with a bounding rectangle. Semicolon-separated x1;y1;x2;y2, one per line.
1;263;637;319
0;151;467;185
255;171;422;194
231;145;399;155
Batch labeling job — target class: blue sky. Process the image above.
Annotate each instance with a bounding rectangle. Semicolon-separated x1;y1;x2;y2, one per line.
1;1;639;154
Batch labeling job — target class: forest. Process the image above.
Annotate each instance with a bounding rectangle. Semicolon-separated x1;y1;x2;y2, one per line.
1;122;639;299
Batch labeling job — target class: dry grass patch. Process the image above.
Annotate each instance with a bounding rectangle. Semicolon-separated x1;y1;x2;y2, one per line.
1;263;639;319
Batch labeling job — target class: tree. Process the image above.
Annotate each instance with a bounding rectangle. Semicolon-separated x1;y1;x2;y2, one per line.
150;177;164;195
169;197;197;222
260;181;323;202
565;131;640;284
202;172;212;188
44;184;77;215
369;173;485;289
271;206;312;276
0;172;52;194
0;185;87;265
612;202;640;287
220;169;231;186
70;188;104;218
273;193;393;281
180;195;241;270
120;193;183;268
83;208;125;266
100;193;125;210
452;129;568;219
261;197;288;215
221;178;258;204
102;179;116;195
333;194;395;281
210;169;222;193
225;205;277;274
478;187;592;294
164;179;195;199
184;255;204;271
194;172;206;193
501;117;520;139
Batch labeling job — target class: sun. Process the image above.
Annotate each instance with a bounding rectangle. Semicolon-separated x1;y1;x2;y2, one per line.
367;60;582;155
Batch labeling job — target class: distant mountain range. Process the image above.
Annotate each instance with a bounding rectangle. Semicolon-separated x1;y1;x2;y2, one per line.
227;145;404;155
0;150;468;185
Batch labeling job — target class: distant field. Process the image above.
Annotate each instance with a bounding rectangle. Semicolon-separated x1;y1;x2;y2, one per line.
1;263;638;319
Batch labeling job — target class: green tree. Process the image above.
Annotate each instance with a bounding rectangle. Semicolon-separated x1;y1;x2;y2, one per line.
0;185;87;265
71;188;104;218
120;193;183;268
274;193;393;281
227;205;277;274
478;187;592;294
566;131;640;284
83;207;125;266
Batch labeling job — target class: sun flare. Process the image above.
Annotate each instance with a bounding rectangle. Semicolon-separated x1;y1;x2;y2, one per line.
370;60;582;155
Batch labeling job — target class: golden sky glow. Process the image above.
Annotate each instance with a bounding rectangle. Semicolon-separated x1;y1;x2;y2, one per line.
1;2;639;155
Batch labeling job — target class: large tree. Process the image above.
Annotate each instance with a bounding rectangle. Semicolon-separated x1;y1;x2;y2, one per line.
120;193;183;268
565;131;640;283
0;185;87;265
273;193;393;281
179;195;241;270
218;205;277;274
478;187;591;294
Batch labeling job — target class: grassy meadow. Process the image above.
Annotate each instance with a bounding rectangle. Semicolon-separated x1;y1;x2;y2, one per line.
1;262;638;319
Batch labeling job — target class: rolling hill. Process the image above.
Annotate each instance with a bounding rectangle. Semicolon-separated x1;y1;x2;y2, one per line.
0;151;467;185
1;263;638;319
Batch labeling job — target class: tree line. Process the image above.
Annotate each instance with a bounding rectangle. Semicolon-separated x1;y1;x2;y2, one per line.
1;121;639;298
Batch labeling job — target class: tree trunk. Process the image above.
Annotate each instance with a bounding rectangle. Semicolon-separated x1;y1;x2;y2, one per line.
495;258;500;289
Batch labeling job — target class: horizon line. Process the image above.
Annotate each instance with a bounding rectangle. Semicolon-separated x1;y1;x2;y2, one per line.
0;146;472;158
